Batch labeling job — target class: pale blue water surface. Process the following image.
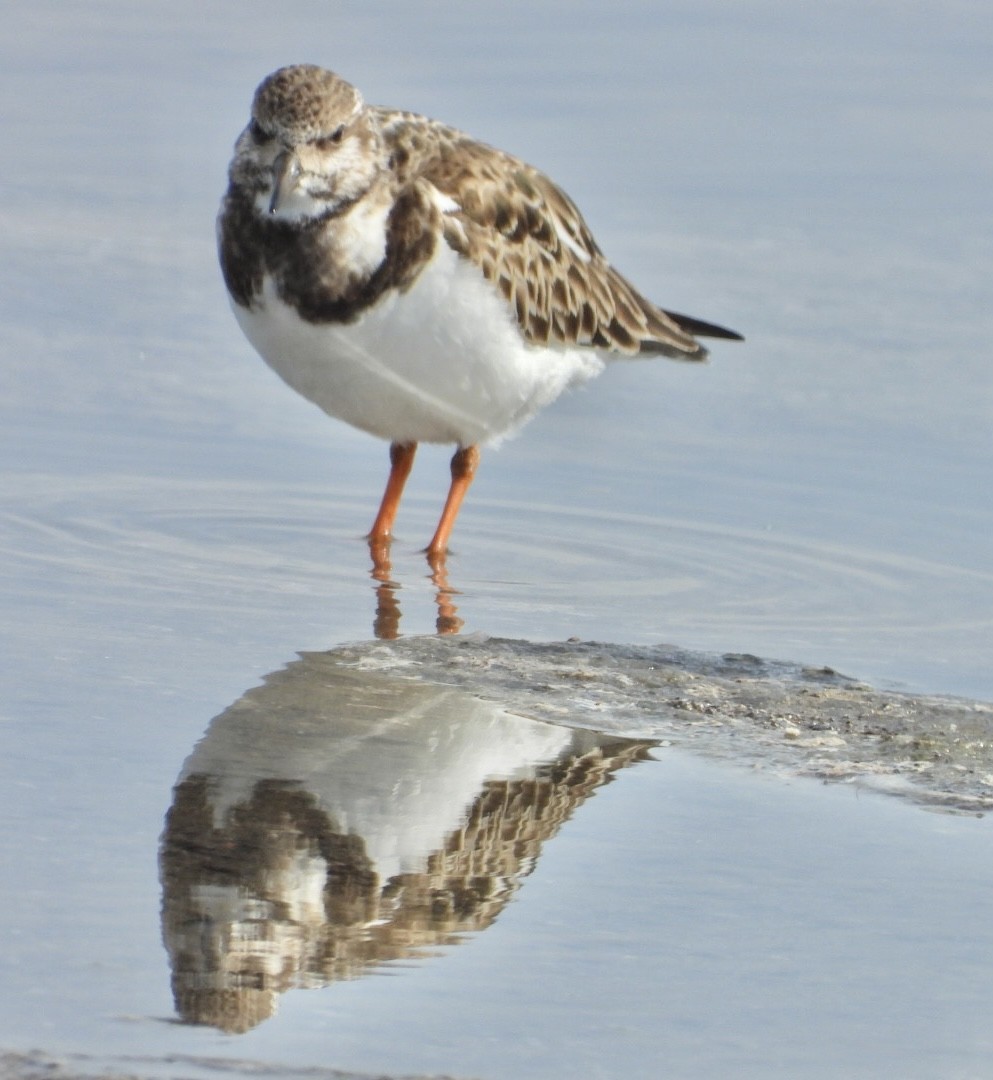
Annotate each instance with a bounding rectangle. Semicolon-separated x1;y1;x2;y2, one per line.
1;2;992;1078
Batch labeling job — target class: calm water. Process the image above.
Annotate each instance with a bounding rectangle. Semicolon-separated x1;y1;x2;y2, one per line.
2;2;992;1077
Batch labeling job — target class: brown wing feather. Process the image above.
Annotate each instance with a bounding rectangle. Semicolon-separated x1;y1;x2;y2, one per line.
378;111;715;360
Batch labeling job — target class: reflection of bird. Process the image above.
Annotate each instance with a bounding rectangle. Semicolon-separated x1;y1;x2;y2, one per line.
219;64;742;559
159;653;655;1033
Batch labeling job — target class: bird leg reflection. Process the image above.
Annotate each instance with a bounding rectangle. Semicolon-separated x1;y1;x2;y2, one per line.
430;558;463;635
368;541;463;639
370;551;402;640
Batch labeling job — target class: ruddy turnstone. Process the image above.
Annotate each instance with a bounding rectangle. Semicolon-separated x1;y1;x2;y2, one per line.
219;64;742;560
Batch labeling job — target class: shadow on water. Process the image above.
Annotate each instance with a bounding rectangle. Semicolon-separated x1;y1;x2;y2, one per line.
159;652;655;1033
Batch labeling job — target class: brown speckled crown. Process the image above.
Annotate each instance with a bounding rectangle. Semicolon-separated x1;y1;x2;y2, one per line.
251;64;363;141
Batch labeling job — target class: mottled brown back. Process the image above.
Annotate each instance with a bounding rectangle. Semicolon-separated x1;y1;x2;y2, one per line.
377;109;714;359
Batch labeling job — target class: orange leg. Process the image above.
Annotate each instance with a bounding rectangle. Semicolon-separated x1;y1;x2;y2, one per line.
426;445;480;563
367;441;417;544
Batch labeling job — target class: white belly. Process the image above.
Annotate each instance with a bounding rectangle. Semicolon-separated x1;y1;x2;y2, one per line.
232;243;605;446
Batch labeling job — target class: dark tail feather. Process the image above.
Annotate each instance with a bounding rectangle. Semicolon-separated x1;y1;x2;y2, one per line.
665;310;744;341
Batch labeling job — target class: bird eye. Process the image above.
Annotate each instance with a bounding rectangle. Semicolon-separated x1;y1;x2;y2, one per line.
315;125;345;152
249;119;272;144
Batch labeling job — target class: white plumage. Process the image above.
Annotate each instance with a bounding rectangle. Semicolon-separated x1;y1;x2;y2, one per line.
233;240;604;447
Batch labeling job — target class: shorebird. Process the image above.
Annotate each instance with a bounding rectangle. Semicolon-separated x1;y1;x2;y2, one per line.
218;65;742;560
